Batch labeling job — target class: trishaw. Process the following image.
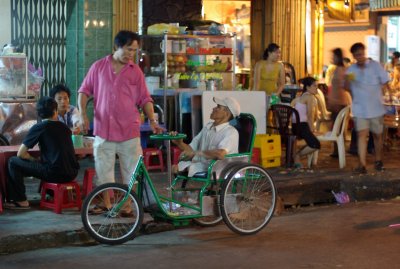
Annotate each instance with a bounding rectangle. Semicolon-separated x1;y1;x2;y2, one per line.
81;113;277;245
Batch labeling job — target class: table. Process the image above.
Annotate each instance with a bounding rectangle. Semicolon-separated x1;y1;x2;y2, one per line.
0;145;93;212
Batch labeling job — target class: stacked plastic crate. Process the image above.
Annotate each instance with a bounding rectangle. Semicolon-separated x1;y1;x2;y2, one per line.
253;134;281;168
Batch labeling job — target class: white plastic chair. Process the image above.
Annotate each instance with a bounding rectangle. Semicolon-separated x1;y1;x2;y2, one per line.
308;106;351;169
315;88;332;131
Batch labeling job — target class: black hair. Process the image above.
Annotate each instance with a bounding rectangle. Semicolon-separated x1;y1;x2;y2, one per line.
36;96;57;119
114;30;140;49
350;42;365;54
299;76;317;93
332;48;344;67
343;57;351;64
262;43;280;60
49;84;71;98
391;51;400;65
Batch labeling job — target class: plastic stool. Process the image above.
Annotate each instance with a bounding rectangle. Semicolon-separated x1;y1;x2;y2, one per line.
251;147;261;164
143;148;164;171
82;168;96;197
171;146;182;165
40;181;82;214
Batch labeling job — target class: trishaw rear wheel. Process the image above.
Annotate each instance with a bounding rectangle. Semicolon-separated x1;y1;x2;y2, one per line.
220;164;276;235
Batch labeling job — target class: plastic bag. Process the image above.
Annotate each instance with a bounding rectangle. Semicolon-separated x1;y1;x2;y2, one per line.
331;190;350;204
147;23;179;35
27;63;44;95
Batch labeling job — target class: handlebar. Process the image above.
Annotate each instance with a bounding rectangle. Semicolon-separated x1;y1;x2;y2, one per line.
149;133;187;141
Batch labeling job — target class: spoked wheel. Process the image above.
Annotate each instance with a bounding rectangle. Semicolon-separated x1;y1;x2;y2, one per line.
220;163;276;235
81;183;143;245
193;195;222;227
193;161;244;227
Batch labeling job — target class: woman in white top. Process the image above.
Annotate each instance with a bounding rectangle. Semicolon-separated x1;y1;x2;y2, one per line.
291;77;321;167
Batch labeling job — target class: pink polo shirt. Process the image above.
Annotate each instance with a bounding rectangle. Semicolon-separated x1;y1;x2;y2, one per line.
78;55;153;142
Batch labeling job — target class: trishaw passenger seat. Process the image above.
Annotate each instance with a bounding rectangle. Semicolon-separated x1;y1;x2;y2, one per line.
231;113;256;154
190;113;256;180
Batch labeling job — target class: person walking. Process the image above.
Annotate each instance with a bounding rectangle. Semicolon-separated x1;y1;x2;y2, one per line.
327;48;352;157
345;42;390;174
77;30;163;188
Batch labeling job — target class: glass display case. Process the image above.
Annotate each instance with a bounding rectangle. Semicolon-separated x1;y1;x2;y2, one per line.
140;33;237;92
0;55;28;98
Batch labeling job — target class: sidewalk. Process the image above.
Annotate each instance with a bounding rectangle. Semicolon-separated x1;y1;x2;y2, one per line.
1;138;400;254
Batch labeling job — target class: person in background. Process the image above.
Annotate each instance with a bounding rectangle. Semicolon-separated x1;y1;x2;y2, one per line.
77;30;163;193
384;51;400;79
5;97;79;210
253;43;285;105
49;84;80;134
171;97;240;177
345;42;390;174
291;77;321;168
327;48;352;158
343;57;352;67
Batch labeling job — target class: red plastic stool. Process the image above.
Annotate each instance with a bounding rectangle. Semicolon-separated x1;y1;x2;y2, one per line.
40;181;82;214
82;168;96;197
171;146;182;165
251;147;261;164
143;148;164;171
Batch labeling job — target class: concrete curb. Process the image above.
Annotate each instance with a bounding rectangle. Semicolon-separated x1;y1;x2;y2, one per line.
0;221;176;255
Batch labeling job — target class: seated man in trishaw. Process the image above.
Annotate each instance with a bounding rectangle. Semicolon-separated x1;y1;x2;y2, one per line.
171;96;240;181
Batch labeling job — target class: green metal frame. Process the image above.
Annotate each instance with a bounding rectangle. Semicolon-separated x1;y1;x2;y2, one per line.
123;113;257;226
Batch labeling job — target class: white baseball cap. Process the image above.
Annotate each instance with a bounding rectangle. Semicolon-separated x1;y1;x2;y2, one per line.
213;97;241;117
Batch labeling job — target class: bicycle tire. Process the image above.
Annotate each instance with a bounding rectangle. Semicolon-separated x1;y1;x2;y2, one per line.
220;163;276;235
81;183;143;245
0;134;9;146
193;161;244;227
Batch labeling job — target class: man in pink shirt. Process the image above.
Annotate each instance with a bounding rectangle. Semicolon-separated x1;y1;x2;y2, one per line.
78;30;163;189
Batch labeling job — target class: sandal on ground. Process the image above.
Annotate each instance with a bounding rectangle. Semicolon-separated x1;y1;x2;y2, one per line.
89;205;110;214
293;163;303;169
374;161;384;172
353;166;367;174
4;201;31;210
119;210;134;218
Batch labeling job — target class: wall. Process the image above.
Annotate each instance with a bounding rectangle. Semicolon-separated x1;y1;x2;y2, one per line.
324;25;371;65
66;0;113;105
0;1;11;51
142;0;202;32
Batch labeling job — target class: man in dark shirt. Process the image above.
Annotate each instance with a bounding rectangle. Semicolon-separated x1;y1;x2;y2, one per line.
4;96;80;209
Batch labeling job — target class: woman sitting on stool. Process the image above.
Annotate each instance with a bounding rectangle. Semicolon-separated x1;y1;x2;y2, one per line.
291;76;321;168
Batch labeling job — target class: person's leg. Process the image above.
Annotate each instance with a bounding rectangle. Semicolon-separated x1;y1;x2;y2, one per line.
94;137;116;185
93;137;117;209
357;129;369;168
354;117;369;170
7;156;47;205
116;137;142;185
370;116;384;170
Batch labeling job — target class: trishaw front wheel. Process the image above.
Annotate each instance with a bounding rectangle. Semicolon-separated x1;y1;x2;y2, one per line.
81;183;143;245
